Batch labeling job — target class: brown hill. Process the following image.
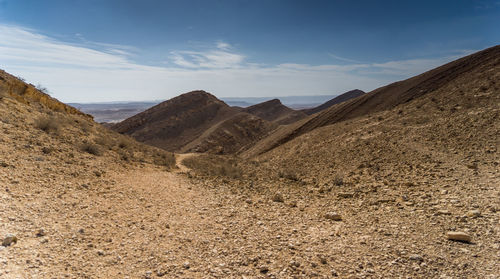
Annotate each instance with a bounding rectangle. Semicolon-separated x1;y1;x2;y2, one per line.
112;90;239;151
243;98;307;125
301;89;365;115
112;90;280;154
243;45;500;157
180;112;277;154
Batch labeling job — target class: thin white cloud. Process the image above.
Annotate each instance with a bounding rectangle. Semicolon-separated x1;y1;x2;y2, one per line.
170;44;245;69
0;24;469;103
328;53;364;64
216;41;232;50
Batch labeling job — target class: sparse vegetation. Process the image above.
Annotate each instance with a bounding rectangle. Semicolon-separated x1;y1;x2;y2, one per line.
94;135;114;149
118;138;132;149
35;116;61;133
41;146;53;154
183;154;242;178
153;152;176;167
333;175;344;186
278;170;299;181
36;84;49;94
81;142;102;156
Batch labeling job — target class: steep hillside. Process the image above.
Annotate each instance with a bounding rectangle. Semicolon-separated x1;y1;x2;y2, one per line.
0;70;175;169
180;112;277;154
302;89;365;115
229;45;499;278
0;70;89;117
243;99;307;125
244;45;500;157
112;90;239;151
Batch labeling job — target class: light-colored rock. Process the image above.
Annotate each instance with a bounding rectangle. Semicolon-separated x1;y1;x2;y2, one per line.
325;212;342;221
435;210;451;216
446;231;471;243
467;210;481;218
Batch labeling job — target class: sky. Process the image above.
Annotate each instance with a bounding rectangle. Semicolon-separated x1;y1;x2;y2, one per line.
0;0;498;103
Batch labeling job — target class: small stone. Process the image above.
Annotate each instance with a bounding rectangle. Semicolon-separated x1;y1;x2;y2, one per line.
318;255;328;264
97;250;105;256
446;231;471;243
325;212;342;221
183;261;190;269
2;234;17;247
272;192;284;203
435;210;451;216
259;266;269;274
245;199;252;204
35;229;46;237
409;254;424;262
338;192;354;198
331;269;338;276
144;271;152;279
467;210;481;218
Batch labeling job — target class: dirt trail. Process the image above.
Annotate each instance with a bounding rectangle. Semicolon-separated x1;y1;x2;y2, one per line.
174;153;198;173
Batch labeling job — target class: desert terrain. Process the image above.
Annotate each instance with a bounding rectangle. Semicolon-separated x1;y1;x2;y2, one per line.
0;45;499;279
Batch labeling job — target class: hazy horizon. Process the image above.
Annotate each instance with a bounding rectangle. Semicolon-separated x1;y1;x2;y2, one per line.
0;0;498;102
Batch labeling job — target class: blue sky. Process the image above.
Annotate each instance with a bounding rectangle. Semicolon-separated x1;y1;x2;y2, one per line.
0;0;498;102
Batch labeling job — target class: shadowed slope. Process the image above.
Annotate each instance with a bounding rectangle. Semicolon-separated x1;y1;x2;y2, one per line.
302;89;365;115
243;99;307;125
112;90;240;152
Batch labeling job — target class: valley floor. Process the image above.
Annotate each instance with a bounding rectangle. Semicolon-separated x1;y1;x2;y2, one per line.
1;152;499;278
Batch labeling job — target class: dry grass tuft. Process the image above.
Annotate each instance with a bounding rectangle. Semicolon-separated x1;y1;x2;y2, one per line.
183;154;242;179
81;142;102;156
35;116;61;133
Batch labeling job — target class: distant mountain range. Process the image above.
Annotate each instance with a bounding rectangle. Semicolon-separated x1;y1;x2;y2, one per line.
110;90;364;154
70;93;363;123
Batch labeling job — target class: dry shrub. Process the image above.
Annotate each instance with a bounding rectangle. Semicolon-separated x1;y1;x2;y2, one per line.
94;135;114;149
41;146;53;154
333;176;344;186
81;142;102;156
35;116;61;133
183;154;242;179
118;138;133;149
153;152;175;167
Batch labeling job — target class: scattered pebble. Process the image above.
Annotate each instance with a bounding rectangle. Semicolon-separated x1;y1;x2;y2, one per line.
325;212;342;221
2;234;17;247
467;210;481;218
272;192;284;203
409;254;424;262
338;192;354;198
446;231;471;243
